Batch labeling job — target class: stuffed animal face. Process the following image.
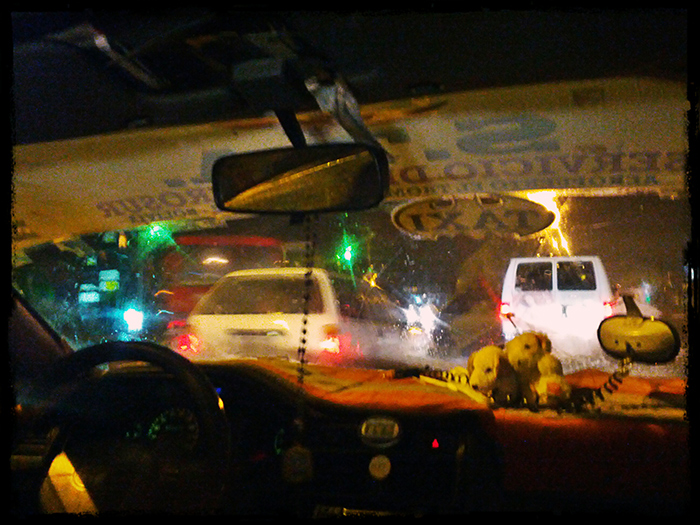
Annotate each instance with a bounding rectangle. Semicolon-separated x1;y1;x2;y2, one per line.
504;332;570;408
504;331;552;376
467;345;519;403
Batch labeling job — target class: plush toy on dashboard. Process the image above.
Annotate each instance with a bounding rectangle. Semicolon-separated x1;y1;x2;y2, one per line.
466;345;521;407
504;331;571;409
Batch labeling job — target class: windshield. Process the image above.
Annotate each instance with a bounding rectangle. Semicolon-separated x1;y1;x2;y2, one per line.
11;43;689;379
12;192;689;377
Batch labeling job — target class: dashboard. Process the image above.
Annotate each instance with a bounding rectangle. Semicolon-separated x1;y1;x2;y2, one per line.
29;356;689;515
56;361;500;515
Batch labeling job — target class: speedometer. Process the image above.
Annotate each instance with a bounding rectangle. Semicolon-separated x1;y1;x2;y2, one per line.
148;408;200;454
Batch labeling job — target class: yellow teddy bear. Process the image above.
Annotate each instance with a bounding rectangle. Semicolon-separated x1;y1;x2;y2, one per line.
504;332;571;408
534;351;572;407
466;345;521;407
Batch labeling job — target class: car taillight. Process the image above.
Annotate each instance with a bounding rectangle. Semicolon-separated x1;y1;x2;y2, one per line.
175;331;202;354
603;300;615;318
167;319;187;330
319;324;341;353
317;325;360;364
499;302;513;318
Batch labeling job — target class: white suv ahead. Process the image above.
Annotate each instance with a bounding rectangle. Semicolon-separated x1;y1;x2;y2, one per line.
178;267;418;365
499;256;618;357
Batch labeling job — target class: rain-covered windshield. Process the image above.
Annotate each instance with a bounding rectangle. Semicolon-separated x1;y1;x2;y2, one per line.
11;76;690;378
12;193;690;377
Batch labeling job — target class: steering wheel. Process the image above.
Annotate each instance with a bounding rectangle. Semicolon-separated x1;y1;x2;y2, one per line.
39;341;231;513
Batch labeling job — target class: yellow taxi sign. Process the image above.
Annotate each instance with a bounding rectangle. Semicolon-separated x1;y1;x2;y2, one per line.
391;194;555;240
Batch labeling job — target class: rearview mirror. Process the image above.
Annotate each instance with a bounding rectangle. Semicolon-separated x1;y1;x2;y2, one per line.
597;315;681;364
212;144;388;214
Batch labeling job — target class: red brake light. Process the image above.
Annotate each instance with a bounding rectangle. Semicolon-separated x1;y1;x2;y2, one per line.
175;331;202;354
317;326;360;364
320;325;341;353
499;302;513;318
167;319;187;330
603;300;615;318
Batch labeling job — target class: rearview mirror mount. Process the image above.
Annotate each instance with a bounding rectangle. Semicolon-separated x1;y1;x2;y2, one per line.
212;143;388;214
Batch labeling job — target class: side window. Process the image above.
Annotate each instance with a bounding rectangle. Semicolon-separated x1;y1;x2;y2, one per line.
557;261;597;291
515;262;553;291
